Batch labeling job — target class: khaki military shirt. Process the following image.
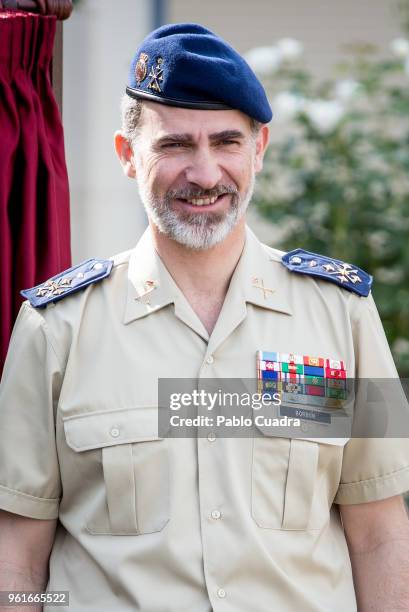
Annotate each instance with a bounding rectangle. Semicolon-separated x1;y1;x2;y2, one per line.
1;226;409;612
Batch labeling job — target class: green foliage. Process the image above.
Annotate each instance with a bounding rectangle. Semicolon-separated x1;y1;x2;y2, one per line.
253;45;409;375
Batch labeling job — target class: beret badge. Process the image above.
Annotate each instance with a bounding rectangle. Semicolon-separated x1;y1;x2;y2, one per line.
148;57;164;92
135;52;149;84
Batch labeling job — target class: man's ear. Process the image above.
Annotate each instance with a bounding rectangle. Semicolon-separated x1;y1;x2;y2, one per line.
114;131;136;178
254;124;270;173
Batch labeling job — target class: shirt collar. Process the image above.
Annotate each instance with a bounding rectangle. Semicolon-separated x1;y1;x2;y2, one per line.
236;226;293;315
123;227;177;325
123;225;293;326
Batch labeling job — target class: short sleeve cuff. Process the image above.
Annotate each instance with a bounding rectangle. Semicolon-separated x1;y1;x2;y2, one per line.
334;464;409;505
0;483;59;519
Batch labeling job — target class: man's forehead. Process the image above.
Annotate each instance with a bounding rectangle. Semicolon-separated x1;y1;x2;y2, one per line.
141;101;251;136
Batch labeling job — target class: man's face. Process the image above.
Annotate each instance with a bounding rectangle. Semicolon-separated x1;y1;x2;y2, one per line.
127;101;268;249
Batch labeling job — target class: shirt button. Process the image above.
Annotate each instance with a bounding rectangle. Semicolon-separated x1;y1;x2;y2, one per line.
207;432;216;442
205;355;214;364
110;427;120;438
217;588;226;599
211;510;221;520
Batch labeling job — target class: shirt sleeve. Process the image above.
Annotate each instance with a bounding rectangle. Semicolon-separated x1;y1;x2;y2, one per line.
334;292;409;505
0;303;63;519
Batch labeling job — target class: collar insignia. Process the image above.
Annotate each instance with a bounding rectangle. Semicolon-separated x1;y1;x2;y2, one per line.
251;277;275;300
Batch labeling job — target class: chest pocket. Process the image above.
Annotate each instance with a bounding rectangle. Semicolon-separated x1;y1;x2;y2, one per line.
63;407;169;535
251;421;344;531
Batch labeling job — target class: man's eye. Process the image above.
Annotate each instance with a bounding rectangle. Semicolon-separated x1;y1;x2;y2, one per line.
162;142;187;149
220;139;240;146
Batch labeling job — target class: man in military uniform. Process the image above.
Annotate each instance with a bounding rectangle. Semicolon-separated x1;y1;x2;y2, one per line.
0;23;409;612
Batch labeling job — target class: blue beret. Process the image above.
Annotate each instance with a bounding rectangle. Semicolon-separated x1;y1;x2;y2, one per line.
126;23;272;124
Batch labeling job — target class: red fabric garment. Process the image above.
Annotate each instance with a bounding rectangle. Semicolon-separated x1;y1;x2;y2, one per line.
0;11;71;374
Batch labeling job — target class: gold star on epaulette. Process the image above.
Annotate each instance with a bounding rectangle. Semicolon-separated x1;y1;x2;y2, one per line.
36;276;73;298
323;262;361;285
36;287;49;297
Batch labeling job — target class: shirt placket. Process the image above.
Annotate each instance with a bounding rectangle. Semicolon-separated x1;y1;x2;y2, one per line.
194;284;248;609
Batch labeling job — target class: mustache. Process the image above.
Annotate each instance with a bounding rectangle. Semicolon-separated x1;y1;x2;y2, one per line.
165;184;239;200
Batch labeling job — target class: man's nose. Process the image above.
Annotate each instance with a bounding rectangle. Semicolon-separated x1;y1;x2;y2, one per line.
184;148;223;190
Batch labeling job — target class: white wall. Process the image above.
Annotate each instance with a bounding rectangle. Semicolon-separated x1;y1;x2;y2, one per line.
63;0;151;263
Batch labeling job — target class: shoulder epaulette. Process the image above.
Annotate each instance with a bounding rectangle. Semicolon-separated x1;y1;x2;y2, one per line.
21;258;114;308
281;249;372;297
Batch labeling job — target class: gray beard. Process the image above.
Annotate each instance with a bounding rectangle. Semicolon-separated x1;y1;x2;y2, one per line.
137;176;255;250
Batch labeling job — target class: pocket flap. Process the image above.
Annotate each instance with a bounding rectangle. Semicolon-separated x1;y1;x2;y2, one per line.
297;436;349;447
63;406;165;451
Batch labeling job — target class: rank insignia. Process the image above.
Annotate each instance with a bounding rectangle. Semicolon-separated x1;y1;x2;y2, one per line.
148;57;164;92
252;277;274;300
35;277;73;298
135;279;158;306
21;259;113;308
281;249;372;297
135;52;149;84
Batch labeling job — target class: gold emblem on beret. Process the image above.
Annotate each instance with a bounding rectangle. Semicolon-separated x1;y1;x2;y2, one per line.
148;57;164;92
135;52;149;85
